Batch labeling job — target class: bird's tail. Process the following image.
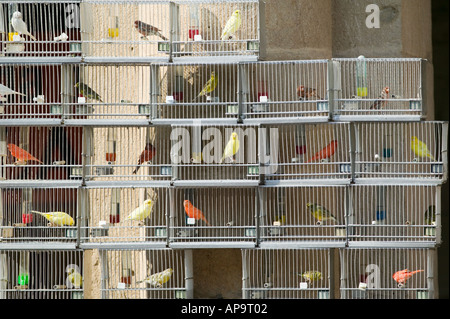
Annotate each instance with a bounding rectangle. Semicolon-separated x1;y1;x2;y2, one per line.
411;270;424;276
30;210;43;216
158;33;168;41
428;154;435;161
203;218;211;226
26;32;37;41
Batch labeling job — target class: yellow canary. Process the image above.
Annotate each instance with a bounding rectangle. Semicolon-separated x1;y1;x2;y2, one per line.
306;203;337;223
221;132;240;163
30;210;74;226
411;136;435;160
67;267;83;289
125;199;154;222
298;270;323;282
194;72;217;101
74;82;103;102
221;10;241;40
137;268;173;288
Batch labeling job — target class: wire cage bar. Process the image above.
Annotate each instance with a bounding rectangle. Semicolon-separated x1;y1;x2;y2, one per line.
352;121;448;183
0;249;84;299
263;123;351;183
241;60;329;122
98;248;187;299
331;57;425;121
0;185;78;244
0;1;82;58
168;187;258;247
258;186;347;247
81;186;168;245
241;248;331;299
347;184;441;246
0;126;83;182
339;248;434;299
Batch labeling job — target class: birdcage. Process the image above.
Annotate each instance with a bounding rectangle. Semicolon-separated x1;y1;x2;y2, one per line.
240;60;329;123
262;123;352;183
0;184;78;245
330;57;426;121
258;186;347;247
0;1;82;58
98;248;188;299
0;249;84;299
352;121;448;183
347;184;441;246
339;248;435;299
241;248;332;299
149;62;239;123
168;186;258;248
169;0;263;61
0;125;83;182
79;186;168;246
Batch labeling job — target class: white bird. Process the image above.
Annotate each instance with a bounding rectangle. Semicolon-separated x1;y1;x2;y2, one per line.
0;83;26;102
11;11;36;41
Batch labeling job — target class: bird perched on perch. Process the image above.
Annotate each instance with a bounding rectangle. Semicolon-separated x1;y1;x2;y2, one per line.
193;72;218;101
369;86;390;110
132;142;156;174
298;270;322;283
0;84;26;102
306;140;337;163
7;143;43;165
74;82;103;102
134;20;168;41
411;136;435;161
297;85;322;101
136;268;173;287
306;203;337;223
392;269;424;287
124;199;154;224
221;10;241;40
424;205;436;225
184;200;211;226
221;132;240;163
30;211;74;226
67;267;83;289
10;11;36;40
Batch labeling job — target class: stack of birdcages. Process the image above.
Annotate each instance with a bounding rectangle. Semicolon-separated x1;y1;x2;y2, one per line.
0;0;447;300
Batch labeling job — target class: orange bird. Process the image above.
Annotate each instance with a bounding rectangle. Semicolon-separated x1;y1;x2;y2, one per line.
297;85;322;101
132;142;156;174
184;200;211;226
306;140;338;163
7;143;43;165
392;269;424;286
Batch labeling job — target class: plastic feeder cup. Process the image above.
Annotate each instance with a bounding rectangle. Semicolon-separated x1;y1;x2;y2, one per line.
18;274;29;285
22;213;33;224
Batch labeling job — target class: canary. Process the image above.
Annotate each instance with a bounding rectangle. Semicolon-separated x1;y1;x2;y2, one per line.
7;143;43;165
134;20;168;41
297;85;322;101
125;199;154;222
11;11;36;40
306;203;337;223
184;200;211;226
220;132;240;163
392;269;424;286
132;142;156;174
30;211;74;226
306;140;337;163
74;82;103;102
298;270;322;282
221;10;241;40
137;268;173;288
370;87;390;110
411;136;435;160
193;72;217;101
67;267;83;289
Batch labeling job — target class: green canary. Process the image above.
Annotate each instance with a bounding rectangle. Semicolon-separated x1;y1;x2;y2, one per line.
306;203;337;223
193;72;218;101
298;270;322;282
424;205;436;225
74;82;103;102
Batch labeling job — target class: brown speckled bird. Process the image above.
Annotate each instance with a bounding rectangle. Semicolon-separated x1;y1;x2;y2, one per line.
370;86;390;110
134;20;168;41
132;142;156;174
297;85;322;101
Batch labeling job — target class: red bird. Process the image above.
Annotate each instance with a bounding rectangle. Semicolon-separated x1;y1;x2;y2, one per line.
297;85;322;101
7;143;43;165
184;200;211;226
134;20;168;41
370;87;390;110
132;142;156;174
392;269;424;286
306;140;338;163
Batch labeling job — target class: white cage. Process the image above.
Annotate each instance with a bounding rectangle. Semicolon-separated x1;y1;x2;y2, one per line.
0;249;84;299
258;186;347;247
331;58;425;121
98;248;187;299
241;248;331;299
347;184;441;246
339;248;435;299
168;187;258;248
